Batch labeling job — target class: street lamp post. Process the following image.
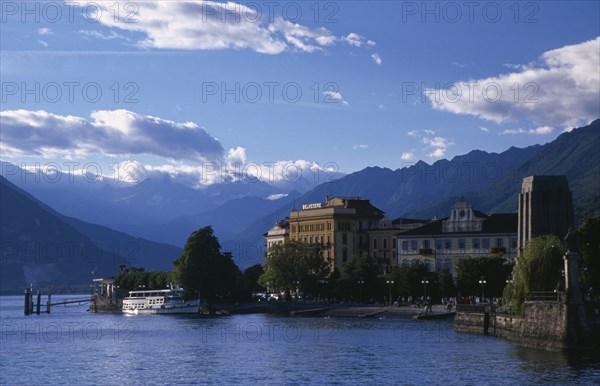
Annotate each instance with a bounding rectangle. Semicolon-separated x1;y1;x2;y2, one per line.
421;279;429;299
386;280;394;305
479;277;487;300
357;279;364;303
292;280;300;301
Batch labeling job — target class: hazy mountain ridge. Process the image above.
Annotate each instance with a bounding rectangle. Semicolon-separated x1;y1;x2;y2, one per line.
0;176;180;291
122;193;298;248
408;119;600;219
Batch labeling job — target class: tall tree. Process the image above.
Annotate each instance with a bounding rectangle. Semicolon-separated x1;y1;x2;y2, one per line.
337;252;380;302
258;240;328;296
456;256;513;298
391;261;430;299
173;226;239;302
503;235;565;314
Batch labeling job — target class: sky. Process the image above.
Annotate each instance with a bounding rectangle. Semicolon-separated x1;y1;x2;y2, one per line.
1;1;599;187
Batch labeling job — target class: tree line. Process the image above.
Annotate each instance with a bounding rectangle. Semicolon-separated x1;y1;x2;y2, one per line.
112;217;599;309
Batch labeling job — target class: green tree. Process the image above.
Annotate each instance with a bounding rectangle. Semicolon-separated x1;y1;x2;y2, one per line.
436;269;457;298
503;235;564;314
456;256;513;298
242;264;266;294
391;261;430;299
173;226;240;302
336;253;380;302
258;240;329;297
576;217;600;300
113;268;172;293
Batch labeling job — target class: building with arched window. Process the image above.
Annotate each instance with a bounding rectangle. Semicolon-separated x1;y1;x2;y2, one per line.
395;198;518;276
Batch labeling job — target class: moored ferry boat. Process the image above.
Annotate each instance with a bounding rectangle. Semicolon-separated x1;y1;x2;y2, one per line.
122;288;200;315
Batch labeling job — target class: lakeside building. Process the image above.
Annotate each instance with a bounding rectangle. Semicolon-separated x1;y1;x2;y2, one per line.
518;175;573;255
367;217;431;275
395;198;518;276
264;220;290;255
287;196;384;272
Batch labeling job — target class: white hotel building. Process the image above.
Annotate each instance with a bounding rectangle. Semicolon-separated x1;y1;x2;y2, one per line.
395;198;518;276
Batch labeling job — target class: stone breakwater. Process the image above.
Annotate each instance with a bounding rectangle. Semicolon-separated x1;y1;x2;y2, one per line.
454;302;599;351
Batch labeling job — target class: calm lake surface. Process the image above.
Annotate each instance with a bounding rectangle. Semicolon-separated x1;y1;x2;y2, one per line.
1;295;598;385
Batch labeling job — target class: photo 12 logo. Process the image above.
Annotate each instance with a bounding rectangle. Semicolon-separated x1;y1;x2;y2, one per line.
0;1;139;24
401;81;539;105
201;81;345;104
399;1;540;24
1;82;139;104
199;1;339;24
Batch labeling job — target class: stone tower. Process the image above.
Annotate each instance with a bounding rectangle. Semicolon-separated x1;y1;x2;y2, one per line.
517;176;573;255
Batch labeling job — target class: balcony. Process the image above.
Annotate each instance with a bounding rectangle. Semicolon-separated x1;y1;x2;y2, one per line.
418;248;433;256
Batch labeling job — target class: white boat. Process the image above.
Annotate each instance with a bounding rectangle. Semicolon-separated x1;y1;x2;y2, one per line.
122;288;200;315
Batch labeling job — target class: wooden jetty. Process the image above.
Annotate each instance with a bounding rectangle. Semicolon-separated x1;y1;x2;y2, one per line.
23;287;92;315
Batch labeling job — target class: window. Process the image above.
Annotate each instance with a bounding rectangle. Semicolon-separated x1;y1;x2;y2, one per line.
342;234;348;245
511;238;517;248
411;240;418;251
483;238;490;249
423;240;430;249
327;235;331;244
373;239;378;249
445;239;452;249
393;239;396;249
459;239;466;249
402;241;409;251
496;238;504;248
342;249;348;263
473;239;480;249
383;239;387;249
435;239;442;250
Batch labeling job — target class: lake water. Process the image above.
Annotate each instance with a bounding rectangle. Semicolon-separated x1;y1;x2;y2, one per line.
1;295;599;385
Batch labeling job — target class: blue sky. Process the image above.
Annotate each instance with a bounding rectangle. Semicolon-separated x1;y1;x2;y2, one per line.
1;1;599;186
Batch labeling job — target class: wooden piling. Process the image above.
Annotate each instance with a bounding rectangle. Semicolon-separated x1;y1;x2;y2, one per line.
24;288;31;315
46;294;52;313
36;291;41;315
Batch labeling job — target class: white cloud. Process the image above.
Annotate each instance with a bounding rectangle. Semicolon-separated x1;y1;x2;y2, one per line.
426;37;600;129
423;136;454;149
378;104;388;111
226;146;248;166
480;127;490;133
423;129;436;136
407;130;419;137
371;53;382;65
352;144;368;150
37;28;53;36
0;109;223;161
427;148;446;158
140;158;340;188
269;18;336;53
501;126;555;135
323;91;349;106
38;40;48;47
401;152;415;161
79;30;127;41
72;1;374;55
267;193;289;201
344;33;366;47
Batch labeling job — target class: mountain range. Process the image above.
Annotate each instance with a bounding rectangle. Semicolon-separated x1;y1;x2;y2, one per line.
1;119;598;287
0;177;181;292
